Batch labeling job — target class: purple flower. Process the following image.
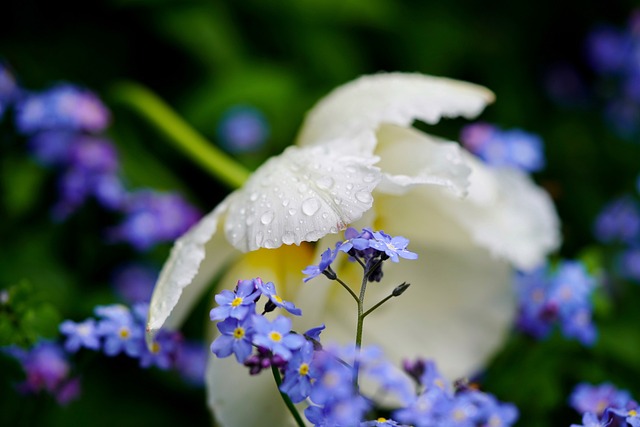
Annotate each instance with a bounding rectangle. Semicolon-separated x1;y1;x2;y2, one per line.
570;382;633;416
251;315;305;360
393;388;450;427
217;105;269;153
8;341;81;405
15;84;110;134
586;26;630;74
361;419;404;426
305;395;370;427
256;279;302;315
210;279;261;321
210;316;254;363
27;130;76;166
175;341;208;386
59;318;101;352
571;412;609;427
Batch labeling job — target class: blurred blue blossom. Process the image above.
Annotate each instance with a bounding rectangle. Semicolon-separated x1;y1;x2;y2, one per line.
15;83;110;134
111;264;158;304
0;62;19;120
5;341;81;405
515;260;597;345
108;190;201;251
217;105;269;153
460;123;545;172
570;382;633;417
594;196;640;244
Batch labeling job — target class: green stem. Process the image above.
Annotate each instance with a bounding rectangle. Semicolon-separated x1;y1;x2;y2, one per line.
353;271;369;388
361;294;394;319
109;81;251;190
271;365;306;427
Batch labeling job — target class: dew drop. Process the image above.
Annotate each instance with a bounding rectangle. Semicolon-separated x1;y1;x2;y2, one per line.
246;215;255;226
260;210;275;225
355;191;373;204
345;165;357;174
282;199;290;207
302;198;320;216
297;183;309;193
363;173;376;183
249;192;258;202
288;208;297;216
282;232;295;245
316;176;334;189
321;212;329;219
255;231;264;247
346;183;353;190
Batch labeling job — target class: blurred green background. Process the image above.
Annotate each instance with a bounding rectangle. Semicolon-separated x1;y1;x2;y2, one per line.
1;0;640;426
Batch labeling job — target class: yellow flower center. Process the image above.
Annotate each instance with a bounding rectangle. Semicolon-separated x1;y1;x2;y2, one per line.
231;297;243;307
233;327;245;339
274;295;283;303
377;418;387;422
151;342;161;354
298;363;309;376
269;331;282;342
119;327;130;339
630;410;638;417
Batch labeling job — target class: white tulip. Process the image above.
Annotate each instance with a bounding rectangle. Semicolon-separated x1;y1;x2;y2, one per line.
146;73;560;426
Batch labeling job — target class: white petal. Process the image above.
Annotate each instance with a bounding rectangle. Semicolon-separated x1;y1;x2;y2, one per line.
207;355;301;427
296;72;494;153
224;144;381;252
374;124;471;197
147;198;238;340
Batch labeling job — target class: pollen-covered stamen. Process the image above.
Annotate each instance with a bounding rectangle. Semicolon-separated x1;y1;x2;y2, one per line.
151;342;161;354
298;362;309;376
231;296;243;307
118;327;130;339
233;327;245;339
269;331;282;342
274;294;283;304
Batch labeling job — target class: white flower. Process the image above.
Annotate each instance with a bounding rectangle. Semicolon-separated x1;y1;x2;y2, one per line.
146;73;560;426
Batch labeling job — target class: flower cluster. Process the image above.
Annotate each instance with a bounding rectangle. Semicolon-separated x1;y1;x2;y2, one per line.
0;64;200;250
586;9;640;139
569;382;640;427
59;303;205;375
515;260;598;345
459;122;545;172
209;229;517;426
303;227;418;283
4;341;81;405
594;195;640;283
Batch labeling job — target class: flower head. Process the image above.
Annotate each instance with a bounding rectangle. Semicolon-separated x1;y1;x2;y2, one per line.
210;279;261;321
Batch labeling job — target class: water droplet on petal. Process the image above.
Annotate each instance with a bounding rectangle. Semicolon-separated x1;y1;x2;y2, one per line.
302;198;320;216
363;173;376;183
282;232;295;245
346;183;353;190
249;192;258;202
260;210;274;225
355;190;373;204
255;231;264;247
321;212;329;219
282;199;290;207
288;208;297;216
316;176;334;189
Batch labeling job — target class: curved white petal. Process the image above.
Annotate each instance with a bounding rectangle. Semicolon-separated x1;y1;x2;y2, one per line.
207;355;301;427
224;144;381;252
147;197;239;340
296;72;495;153
374;124;471;197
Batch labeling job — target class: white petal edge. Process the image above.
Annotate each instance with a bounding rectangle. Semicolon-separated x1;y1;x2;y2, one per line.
147;197;238;341
296;72;495;153
374;124;471;197
224;143;381;252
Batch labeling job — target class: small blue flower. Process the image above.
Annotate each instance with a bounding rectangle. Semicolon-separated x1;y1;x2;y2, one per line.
210;279;261;321
360;418;405;426
251;315;305;360
308;348;354;405
370;231;418;263
280;341;315;403
256;279;302;315
210;316;254;363
393;388;449;427
139;330;181;369
15;84;110;134
594;196;640;244
59;319;101;353
217;105;269;153
303;247;338;282
570;382;633;416
95;305;144;357
571;412;610;427
608;408;640;427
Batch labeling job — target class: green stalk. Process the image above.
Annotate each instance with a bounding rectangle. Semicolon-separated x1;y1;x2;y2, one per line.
271;365;306;427
110;81;250;190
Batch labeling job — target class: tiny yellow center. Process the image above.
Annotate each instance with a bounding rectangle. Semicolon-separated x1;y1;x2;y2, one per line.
298;363;309;376
377;418;387;422
231;297;243;307
119;327;130;339
269;331;282;342
274;295;283;303
151;342;161;354
233;327;245;339
630;410;638;417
